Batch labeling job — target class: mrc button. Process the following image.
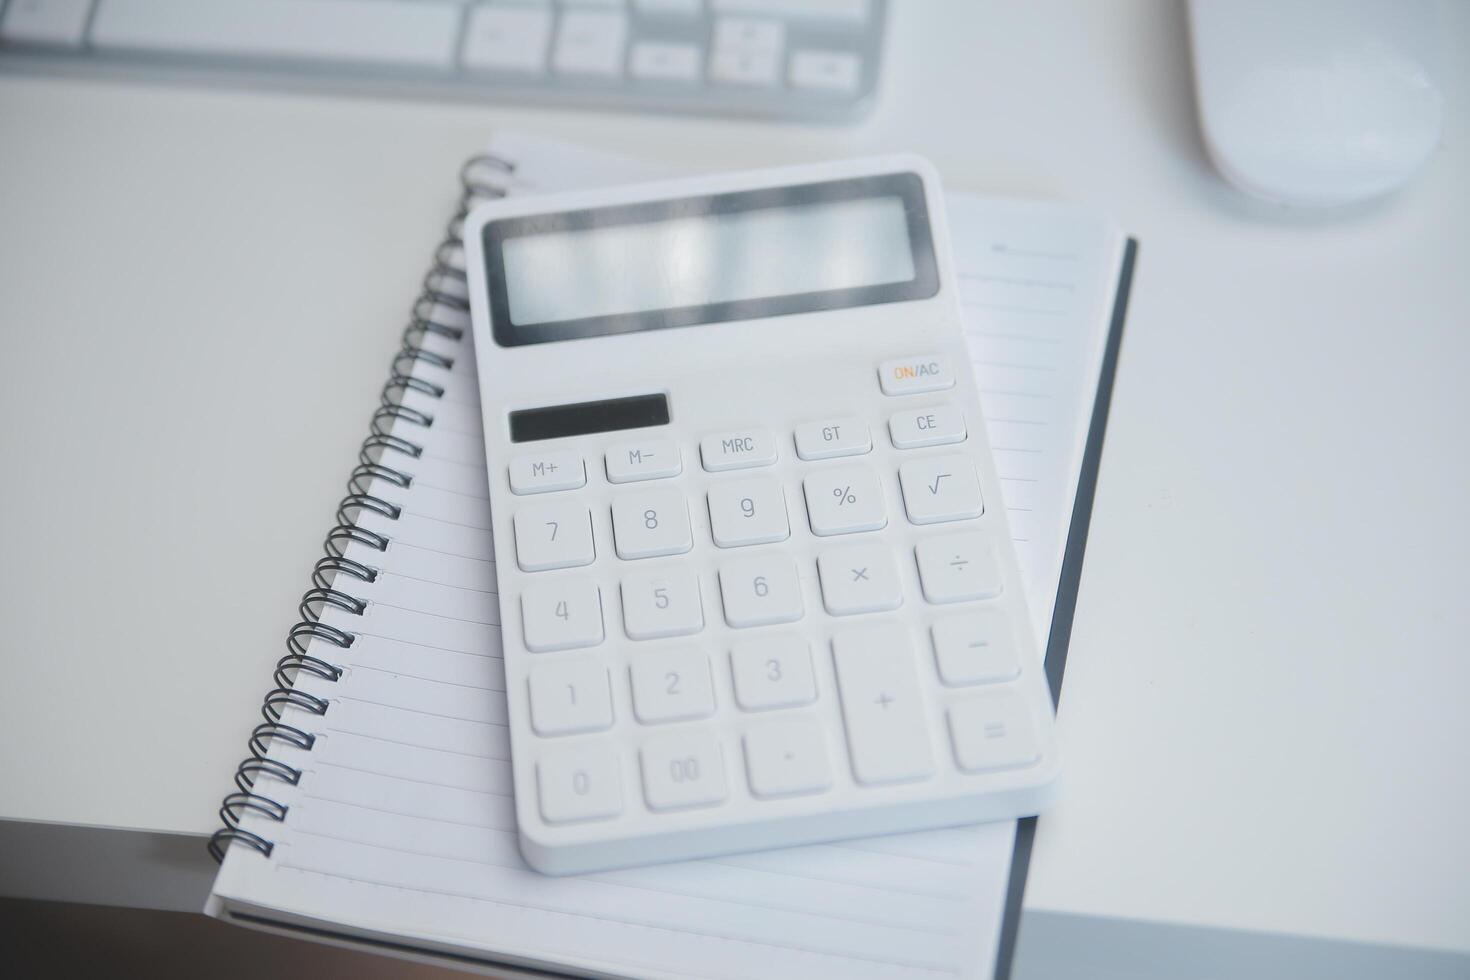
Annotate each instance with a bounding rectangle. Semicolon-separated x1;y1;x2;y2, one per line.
879;355;955;396
700;428;779;472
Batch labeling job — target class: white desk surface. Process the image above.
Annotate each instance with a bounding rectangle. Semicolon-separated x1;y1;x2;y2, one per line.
1;0;1467;967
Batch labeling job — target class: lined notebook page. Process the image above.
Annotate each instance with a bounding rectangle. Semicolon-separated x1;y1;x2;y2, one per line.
209;135;1124;980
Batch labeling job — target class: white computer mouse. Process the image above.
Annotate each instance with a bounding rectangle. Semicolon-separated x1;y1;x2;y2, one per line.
1187;0;1444;208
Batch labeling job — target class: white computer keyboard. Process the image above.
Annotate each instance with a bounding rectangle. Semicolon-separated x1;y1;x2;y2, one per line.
0;0;885;122
463;157;1061;874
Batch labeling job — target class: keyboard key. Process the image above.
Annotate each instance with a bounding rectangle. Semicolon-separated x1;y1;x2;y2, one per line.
803;463;886;536
878;354;955;396
932;610;1021;686
948;692;1041;773
831;624;935;785
461;5;553;73
794;417;871;460
915;532;1004;604
730;633;816;710
700;428;778;471
521;578;604;651
604;437;682;484
537;743;622;824
719;554;803;627
743;720;832;798
552;9;627;76
508;450;585;494
629;647;716;723
707;476;790;547
528;658;613;736
634;0;701;15
640;729;727;810
709;17;782;86
713;0;871;23
513;501;594;572
90;0;460;68
789;49;861;94
1;0;92;46
629;41;702;82
898;455;984;525
816;542;902;615
620;568;704;640
612;487;693;559
889;406;966;449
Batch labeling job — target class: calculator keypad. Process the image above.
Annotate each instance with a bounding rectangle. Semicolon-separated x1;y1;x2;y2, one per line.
508;354;1045;831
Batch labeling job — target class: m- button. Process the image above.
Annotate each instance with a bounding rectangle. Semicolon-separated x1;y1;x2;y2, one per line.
700;428;778;472
605;438;682;484
879;355;955;396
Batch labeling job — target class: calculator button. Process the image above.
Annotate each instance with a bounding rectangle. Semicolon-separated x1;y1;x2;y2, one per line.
743;720;832;799
700;428;779;471
831;624;936;785
803;464;887;536
629;41;702;82
948;692;1041;773
612;487;693;559
521;578;605;652
707;476;790;548
932;610;1021;686
789;49;862;95
898;456;985;525
816;543;903;615
537;744;622;824
640;730;728;811
629;647;716;724
878;355;955;396
620;568;704;640
528;658;613;736
509;451;585;495
915;532;1004;604
889;406;967;449
793;418;871;460
513;501;594;572
729;633;816;710
718;555;804;627
605;438;682;484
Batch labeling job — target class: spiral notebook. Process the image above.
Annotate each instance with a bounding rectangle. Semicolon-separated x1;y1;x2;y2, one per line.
205;132;1136;980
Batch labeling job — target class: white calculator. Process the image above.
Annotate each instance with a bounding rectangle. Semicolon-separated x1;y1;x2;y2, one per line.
464;157;1060;875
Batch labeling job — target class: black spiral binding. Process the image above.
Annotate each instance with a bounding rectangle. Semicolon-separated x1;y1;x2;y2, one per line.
208;155;513;864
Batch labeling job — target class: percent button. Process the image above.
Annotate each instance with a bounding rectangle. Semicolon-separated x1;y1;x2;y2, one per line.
804;464;887;536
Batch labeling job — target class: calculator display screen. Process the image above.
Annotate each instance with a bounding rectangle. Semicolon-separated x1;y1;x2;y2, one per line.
482;173;939;346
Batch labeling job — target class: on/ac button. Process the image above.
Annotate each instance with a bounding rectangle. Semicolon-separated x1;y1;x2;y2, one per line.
879;355;955;395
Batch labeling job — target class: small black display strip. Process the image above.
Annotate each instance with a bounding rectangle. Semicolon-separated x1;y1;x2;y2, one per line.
509;393;670;443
